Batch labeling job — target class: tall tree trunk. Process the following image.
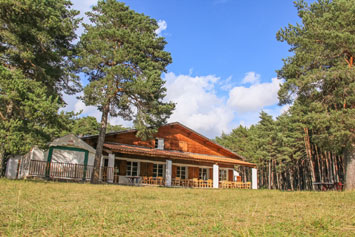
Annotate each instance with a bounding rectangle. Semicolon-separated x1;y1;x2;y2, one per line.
91;102;110;184
344;145;355;190
304;128;316;189
268;159;271;189
290;168;294;191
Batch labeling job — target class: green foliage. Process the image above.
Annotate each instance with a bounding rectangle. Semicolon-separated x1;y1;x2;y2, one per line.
216;0;354;189
0;0;80;172
0;66;73;155
276;0;355;151
0;0;81;99
76;0;175;140
69;116;128;137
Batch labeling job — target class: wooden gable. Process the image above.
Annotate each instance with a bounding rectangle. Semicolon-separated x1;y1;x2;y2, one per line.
83;122;242;160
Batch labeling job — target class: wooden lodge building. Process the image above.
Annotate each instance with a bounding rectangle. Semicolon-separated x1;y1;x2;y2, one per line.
6;122;257;189
82;122;257;189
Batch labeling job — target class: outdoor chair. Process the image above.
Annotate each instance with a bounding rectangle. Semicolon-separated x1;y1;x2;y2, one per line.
181;179;188;187
141;176;148;184
199;179;207;188
156;177;164;186
172;177;181;186
192;178;199;188
149;177;156;185
246;182;251;189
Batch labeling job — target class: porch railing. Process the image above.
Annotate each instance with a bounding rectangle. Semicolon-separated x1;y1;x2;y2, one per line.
27;160;251;188
28;160;93;180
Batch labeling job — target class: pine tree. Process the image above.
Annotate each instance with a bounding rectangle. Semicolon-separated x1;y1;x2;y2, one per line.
0;67;73;174
276;0;355;190
0;0;80;175
0;0;81;99
76;0;175;183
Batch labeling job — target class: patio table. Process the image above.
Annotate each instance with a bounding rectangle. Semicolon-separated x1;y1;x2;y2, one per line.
126;176;140;186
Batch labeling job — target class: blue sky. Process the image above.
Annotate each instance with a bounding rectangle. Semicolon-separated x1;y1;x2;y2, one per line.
66;0;302;138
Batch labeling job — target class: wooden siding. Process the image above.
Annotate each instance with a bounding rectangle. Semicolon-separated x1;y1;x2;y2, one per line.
172;165;177;178
119;160;126;176
228;170;233;181
140;162;148;176
147;163;154;177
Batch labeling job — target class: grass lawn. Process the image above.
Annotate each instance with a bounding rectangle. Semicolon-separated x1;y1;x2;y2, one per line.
0;179;354;236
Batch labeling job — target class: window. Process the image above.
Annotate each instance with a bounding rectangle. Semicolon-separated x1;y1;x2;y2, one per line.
177;166;187;179
155;138;164;150
126;161;138;176
199;168;208;180
153;164;164;177
219;169;227;181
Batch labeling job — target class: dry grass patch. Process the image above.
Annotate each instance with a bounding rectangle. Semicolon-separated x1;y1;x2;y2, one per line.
0;179;354;236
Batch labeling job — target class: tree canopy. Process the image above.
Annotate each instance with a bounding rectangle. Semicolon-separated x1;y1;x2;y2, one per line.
76;0;175;183
216;0;355;190
0;0;80;174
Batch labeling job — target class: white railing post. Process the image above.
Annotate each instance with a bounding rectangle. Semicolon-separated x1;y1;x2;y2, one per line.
252;168;258;189
213;164;219;188
107;154;115;183
233;169;239;182
165;160;172;187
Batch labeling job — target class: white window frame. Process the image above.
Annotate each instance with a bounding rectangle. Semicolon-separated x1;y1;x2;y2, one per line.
199;168;209;180
219;169;228;181
155;138;164;150
176;166;187;179
126;161;140;176
153;163;165;177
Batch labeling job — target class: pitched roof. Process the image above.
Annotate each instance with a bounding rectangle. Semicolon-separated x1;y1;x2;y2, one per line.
50;134;96;153
103;143;256;168
83;121;247;161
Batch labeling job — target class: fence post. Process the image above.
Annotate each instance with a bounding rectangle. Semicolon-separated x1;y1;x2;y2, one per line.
82;150;89;181
45;147;54;178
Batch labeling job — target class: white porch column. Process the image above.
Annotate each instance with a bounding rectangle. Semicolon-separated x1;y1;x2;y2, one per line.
252;168;258;189
107;154;115;183
213;164;219;188
165;160;172;187
233;170;239;182
99;155;104;181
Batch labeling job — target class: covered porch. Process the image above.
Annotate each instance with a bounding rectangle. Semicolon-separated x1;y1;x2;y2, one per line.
100;143;257;189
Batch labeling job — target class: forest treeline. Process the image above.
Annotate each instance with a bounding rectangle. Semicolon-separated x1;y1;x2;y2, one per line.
216;0;354;190
216;109;347;190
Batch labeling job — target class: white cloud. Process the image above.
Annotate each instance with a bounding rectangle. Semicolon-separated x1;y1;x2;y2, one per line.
62;71;284;138
61;93;132;128
71;0;97;39
227;77;282;113
220;75;233;91
163;72;234;138
155;20;167;35
280;104;290;114
242;71;260;84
